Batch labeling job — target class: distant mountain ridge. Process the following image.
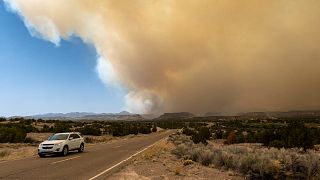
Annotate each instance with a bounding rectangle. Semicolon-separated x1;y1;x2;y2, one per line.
157;112;194;119
26;111;142;121
16;110;320;121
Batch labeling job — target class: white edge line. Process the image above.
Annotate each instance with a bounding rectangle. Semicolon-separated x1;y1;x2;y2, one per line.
51;155;81;164
88;136;168;180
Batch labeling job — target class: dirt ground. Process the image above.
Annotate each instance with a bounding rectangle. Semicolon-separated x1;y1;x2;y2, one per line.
108;139;244;180
0;133;52;161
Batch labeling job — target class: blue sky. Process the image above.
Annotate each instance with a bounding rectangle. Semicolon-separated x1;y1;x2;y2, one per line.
0;1;125;117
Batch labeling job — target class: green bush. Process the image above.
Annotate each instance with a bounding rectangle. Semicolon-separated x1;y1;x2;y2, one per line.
53;122;71;133
192;127;210;144
24;137;38;144
139;125;151;134
79;125;101;136
182;127;195;136
253;120;316;150
0;127;27;143
152;126;157;132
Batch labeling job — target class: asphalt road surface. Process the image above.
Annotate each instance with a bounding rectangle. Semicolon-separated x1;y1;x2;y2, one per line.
0;130;174;180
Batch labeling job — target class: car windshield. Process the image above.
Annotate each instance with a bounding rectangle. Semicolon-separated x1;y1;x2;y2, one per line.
48;134;68;140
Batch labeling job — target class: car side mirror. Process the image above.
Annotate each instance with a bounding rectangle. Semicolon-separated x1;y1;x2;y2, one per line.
69;137;74;140
48;136;52;140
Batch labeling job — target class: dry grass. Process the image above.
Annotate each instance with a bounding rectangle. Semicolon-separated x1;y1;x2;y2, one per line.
0;143;37;161
109;138;243;180
27;133;52;143
0;149;10;158
84;135;116;144
171;134;320;179
136;138;174;161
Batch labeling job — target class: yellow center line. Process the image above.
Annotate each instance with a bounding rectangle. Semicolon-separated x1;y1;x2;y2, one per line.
51;156;81;165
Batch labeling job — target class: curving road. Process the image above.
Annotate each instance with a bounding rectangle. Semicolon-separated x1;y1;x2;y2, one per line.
0;130;173;180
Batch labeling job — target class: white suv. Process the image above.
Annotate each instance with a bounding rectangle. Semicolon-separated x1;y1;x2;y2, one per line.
38;132;85;157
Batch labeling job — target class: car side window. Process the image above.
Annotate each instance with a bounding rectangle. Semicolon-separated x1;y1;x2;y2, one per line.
72;134;80;139
68;134;80;139
69;134;75;139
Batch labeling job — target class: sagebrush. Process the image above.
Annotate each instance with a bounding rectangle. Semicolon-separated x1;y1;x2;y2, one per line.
171;135;320;179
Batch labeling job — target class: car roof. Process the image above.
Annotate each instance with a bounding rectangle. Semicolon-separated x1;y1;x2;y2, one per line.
55;132;80;135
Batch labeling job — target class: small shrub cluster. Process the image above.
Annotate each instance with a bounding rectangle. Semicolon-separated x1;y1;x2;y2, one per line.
192;127;211;144
24;137;38;144
0;117;6;122
152;126;157;132
171;135;320;179
0;127;27;143
0;149;10;158
109;122;156;136
53;122;71;133
84;137;94;143
78;125;101;136
182;127;211;144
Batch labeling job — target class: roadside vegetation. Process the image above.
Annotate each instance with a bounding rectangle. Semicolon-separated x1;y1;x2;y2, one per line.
0;117;159;143
170;134;320;179
182;120;320;150
1;114;320;178
1;115;320;149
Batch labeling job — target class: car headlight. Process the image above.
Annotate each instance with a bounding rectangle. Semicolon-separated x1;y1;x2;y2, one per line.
54;143;63;147
38;143;43;148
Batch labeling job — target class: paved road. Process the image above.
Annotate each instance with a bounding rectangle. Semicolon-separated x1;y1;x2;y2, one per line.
0;130;174;180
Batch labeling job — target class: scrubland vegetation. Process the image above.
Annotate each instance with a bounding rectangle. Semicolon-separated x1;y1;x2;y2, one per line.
0;117;158;143
170;134;320;179
1;114;320;178
182;120;320;150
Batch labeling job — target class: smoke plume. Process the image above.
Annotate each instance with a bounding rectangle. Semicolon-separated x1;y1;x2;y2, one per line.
4;0;320;114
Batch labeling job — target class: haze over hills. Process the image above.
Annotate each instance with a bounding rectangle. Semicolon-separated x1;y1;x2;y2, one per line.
8;110;320;121
156;112;195;120
24;111;143;121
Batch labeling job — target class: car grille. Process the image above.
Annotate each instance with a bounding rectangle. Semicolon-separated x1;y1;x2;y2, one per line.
42;146;53;149
43;144;54;146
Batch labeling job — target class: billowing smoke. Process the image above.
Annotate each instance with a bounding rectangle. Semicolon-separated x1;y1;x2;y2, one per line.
4;0;320;114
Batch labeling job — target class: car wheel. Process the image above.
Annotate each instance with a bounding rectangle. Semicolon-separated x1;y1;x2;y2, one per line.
38;154;45;158
62;146;68;156
78;143;84;153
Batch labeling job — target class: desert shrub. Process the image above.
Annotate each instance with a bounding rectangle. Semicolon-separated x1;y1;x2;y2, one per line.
78;125;101;136
226;132;237;144
183;159;193;166
24;137;38;144
53;122;71;133
171;134;320;179
0;117;6;122
152;125;157;132
84;137;94;143
214;129;223;139
130;125;139;135
138;125;151;134
41;124;54;133
192;126;210;144
0;127;26;143
0;149;10;158
269;140;285;148
182;127;195;136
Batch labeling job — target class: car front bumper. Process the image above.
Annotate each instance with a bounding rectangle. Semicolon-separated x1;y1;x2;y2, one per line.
38;146;62;155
